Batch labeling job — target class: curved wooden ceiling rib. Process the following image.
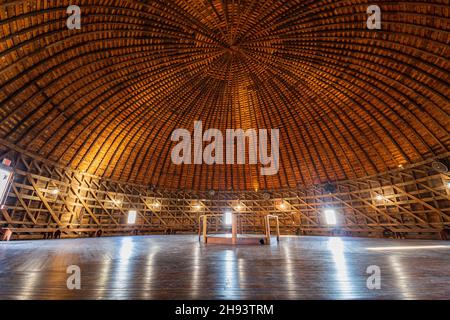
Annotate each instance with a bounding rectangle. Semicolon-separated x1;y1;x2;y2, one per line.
0;0;449;191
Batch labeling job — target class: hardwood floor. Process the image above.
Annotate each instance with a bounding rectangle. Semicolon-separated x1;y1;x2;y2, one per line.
0;235;449;300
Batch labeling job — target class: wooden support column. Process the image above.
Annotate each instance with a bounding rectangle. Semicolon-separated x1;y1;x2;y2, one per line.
231;213;237;245
265;216;271;245
198;215;203;241
203;215;207;243
276;216;280;242
265;215;280;244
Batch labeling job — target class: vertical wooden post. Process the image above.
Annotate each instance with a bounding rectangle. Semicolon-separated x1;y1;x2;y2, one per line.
203;215;207;243
198;215;202;241
232;213;237;244
265;215;271;245
276;217;280;242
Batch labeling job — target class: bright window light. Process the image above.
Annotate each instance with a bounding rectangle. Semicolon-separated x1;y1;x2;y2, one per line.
127;210;137;224
324;209;337;225
0;167;12;206
224;211;232;225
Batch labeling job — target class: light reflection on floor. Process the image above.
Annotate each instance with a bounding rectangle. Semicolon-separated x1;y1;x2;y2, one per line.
328;238;354;299
1;235;449;300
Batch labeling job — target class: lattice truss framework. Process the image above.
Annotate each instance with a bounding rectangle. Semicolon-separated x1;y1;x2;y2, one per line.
1;146;448;240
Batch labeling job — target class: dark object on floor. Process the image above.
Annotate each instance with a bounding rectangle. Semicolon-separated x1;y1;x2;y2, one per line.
1;228;12;241
54;230;61;239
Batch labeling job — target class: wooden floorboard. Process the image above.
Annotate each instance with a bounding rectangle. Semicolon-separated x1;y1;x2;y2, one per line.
0;235;449;300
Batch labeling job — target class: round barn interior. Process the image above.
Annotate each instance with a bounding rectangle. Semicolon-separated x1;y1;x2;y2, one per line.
0;0;449;301
0;0;448;241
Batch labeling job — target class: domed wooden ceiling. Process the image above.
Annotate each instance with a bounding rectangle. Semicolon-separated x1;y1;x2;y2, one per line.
0;0;449;191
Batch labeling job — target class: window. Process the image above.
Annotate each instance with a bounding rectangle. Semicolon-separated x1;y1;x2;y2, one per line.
224;211;232;225
324;209;337;225
0;166;13;207
127;210;137;224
